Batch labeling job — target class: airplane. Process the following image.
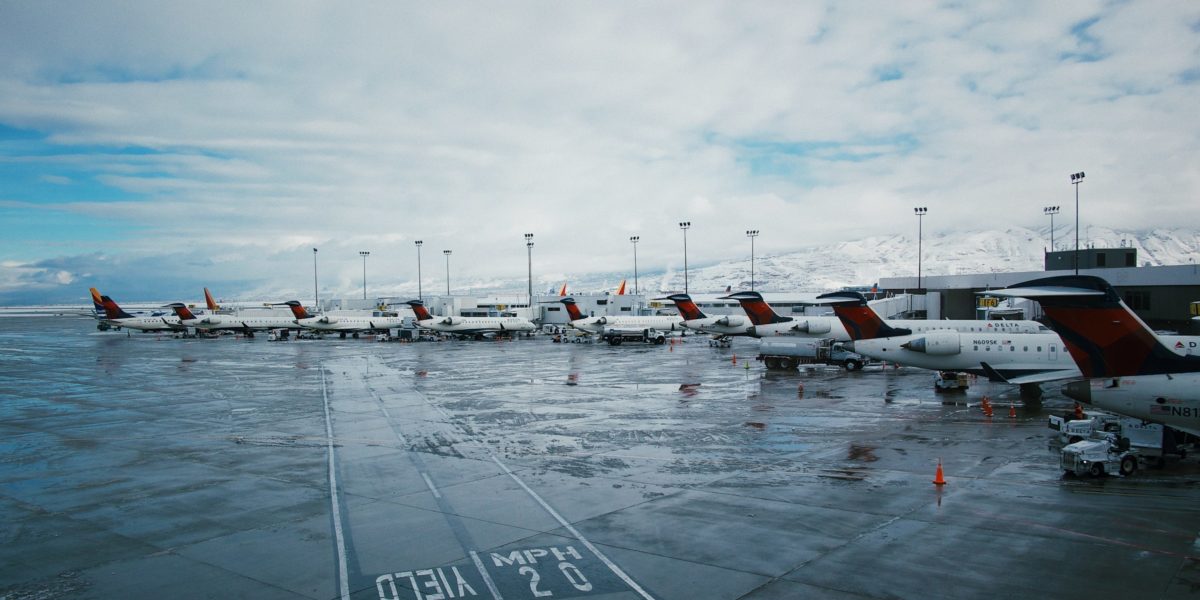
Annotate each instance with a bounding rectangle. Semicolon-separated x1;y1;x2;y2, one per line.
204;288;221;312
293;302;408;338
722;290;1048;339
97;295;185;332
167;302;307;337
556;297;682;336
660;293;754;338
816;291;1081;397
406;300;536;337
988;275;1200;437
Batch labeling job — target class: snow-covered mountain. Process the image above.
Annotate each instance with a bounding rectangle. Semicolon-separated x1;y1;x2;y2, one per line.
561;226;1200;295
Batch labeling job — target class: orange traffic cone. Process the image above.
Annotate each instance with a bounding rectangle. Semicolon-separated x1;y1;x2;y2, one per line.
1009;403;1017;418
933;460;947;486
732;353;737;365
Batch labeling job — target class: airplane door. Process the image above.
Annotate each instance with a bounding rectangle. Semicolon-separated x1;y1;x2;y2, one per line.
1048;343;1058;362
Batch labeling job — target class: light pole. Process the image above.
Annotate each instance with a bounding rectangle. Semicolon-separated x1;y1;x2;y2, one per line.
443;250;452;296
312;247;319;311
914;207;928;290
414;240;423;301
1043;206;1060;252
524;233;534;304
1071;171;1085;275
746;229;759;291
359;251;369;300
630;236;640;295
679;221;691;294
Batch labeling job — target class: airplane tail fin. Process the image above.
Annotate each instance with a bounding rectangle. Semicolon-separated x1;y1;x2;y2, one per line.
815;291;912;340
718;291;790;326
662;294;705;320
992;275;1197;376
558;283;568;297
405;300;434;321
89;287;105;316
204;288;220;311
100;296;135;320
167;303;197;321
616;280;626;295
558;297;585;321
276;300;311;320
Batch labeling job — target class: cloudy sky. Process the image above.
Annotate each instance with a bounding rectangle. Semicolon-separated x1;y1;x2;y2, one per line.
2;2;1199;304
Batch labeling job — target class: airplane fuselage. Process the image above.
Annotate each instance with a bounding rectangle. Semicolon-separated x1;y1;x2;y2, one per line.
183;314;303;331
415;316;536;335
107;316;184;332
1064;374;1200;438
753;316;1048;340
851;330;1082;381
570;315;682;335
298;314;408;332
681;316;753;337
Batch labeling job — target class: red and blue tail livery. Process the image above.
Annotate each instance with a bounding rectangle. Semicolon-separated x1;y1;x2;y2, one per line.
719;291;791;326
993;275;1199;377
663;294;705;320
405;299;434;322
815;291;912;340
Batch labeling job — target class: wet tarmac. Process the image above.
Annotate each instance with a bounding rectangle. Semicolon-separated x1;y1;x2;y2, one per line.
3;316;1200;599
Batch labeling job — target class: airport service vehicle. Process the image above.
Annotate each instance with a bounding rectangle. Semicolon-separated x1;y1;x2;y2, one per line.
934;371;970;392
1061;435;1139;477
602;328;668;346
756;338;868;371
557;297;682;336
1048;411;1184;462
990;275;1200;437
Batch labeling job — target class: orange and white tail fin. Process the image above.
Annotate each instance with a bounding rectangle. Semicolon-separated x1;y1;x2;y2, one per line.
558;283;568;296
90;287;105;317
204;288;220;311
616;280;626;295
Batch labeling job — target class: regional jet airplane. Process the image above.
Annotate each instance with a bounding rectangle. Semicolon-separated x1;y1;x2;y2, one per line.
97;295;184;332
988;276;1200;437
293;302;408;338
817;291;1080;396
406;300;536;337
661;293;754;338
168;302;305;337
557;297;682;335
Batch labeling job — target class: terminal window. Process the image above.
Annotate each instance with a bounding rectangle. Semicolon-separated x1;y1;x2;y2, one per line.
1124;291;1151;310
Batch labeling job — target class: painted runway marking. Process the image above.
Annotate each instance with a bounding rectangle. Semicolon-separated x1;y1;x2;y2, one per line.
470;550;505;600
422;472;443;499
322;369;352;600
489;455;655;600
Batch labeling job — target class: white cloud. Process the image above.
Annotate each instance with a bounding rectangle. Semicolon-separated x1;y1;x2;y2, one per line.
0;2;1198;302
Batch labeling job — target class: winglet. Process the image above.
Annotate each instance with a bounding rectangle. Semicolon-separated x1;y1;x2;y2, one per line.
405;299;434;321
815;291;912;340
992;275;1197;376
204;288;220;311
661;293;705;320
718;291;791;326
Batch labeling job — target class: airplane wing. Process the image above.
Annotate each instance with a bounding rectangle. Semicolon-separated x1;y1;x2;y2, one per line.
979;362;1081;385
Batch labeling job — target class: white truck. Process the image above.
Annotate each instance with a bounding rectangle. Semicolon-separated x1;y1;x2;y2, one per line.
1061;434;1139;477
756;338;868;371
1047;411;1183;462
602;328;667;346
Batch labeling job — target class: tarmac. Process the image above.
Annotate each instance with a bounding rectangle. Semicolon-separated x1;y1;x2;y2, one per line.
2;316;1200;599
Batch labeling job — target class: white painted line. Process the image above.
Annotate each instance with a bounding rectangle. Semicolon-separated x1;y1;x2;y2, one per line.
470;551;505;600
490;455;655;600
421;472;443;499
322;370;351;600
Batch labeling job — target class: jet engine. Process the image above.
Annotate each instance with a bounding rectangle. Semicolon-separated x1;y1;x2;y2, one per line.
715;315;746;328
792;320;831;335
441;317;459;326
596;317;608;325
901;330;961;355
319;316;339;325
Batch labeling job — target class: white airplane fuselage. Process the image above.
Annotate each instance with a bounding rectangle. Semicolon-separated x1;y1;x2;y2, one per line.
753;316;1047;340
570;315;682;335
415;316;536;335
1065;374;1200;438
851;330;1082;381
183;314;302;331
107;316;184;332
682;315;753;337
298;313;408;333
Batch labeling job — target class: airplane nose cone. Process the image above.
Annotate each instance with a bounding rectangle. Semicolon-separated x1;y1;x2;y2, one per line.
1063;380;1091;404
